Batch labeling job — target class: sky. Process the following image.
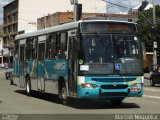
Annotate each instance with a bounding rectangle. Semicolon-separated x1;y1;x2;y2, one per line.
0;0;160;24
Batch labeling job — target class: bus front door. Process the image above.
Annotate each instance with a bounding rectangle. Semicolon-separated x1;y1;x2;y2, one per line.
37;39;45;91
68;36;78;96
19;44;25;88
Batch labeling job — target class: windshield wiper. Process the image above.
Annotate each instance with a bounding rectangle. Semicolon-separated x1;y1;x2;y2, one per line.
93;31;106;47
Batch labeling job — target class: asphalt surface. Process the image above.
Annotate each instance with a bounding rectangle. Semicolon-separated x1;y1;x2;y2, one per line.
0;69;160;120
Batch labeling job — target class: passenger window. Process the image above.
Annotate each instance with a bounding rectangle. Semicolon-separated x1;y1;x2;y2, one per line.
38;42;45;60
26;38;37;60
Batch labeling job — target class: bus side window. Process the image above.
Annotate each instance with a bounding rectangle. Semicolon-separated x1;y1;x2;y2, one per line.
26;38;32;60
33;37;38;59
46;34;57;59
20;45;25;62
55;33;61;58
46;35;52;59
38;42;45;60
60;32;67;58
26;38;36;60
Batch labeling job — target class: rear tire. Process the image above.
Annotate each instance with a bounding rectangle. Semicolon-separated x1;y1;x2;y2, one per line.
26;77;32;96
10;74;13;85
59;85;69;105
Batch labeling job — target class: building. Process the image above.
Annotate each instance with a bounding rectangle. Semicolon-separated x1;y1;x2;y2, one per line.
0;25;3;65
3;0;74;49
3;0;18;48
37;12;138;30
2;0;73;62
128;0;153;14
37;12;73;30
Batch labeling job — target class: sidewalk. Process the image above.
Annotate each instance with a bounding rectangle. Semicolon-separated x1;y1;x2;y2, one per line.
144;73;151;80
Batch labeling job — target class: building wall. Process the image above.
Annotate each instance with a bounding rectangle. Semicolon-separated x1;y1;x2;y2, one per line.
0;25;3;50
0;25;3;63
0;35;3;52
18;0;73;33
37;12;73;30
3;0;18;48
37;12;138;30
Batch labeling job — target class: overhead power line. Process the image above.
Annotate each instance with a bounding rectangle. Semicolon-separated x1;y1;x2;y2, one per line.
96;0;123;13
101;0;129;9
101;0;154;26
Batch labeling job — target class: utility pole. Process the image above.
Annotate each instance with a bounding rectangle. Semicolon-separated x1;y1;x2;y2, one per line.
70;0;78;21
101;0;108;17
152;0;157;70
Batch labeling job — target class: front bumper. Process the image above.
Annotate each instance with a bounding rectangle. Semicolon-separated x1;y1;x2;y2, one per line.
76;76;143;99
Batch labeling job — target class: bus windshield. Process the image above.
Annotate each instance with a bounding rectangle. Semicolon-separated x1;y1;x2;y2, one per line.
80;33;142;75
81;34;113;63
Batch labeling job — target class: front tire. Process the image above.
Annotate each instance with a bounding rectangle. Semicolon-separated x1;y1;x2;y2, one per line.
150;79;155;87
26;77;32;96
110;99;123;106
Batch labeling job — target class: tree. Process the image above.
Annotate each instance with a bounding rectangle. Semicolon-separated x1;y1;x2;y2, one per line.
138;5;160;51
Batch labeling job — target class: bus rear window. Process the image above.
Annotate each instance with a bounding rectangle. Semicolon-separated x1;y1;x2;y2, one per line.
81;22;137;33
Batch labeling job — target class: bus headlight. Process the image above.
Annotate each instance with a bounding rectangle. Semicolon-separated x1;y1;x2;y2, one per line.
130;83;142;92
81;83;98;88
131;83;142;88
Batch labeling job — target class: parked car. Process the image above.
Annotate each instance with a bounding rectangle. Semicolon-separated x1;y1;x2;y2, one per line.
150;72;160;86
5;67;13;80
0;63;4;68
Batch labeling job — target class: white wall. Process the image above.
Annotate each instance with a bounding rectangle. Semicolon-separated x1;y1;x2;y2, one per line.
18;0;73;32
0;37;3;56
18;0;105;33
0;37;2;49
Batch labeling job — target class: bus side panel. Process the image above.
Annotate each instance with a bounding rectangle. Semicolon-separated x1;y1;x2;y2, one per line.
37;61;44;78
24;60;38;91
23;60;38;79
14;59;20;77
44;60;68;94
13;59;21;86
44;60;68;80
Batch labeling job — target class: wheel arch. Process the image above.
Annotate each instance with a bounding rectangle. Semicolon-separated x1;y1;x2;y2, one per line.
58;76;66;89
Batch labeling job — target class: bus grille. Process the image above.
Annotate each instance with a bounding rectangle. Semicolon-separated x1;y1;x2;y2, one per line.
100;92;128;97
101;85;128;89
92;78;135;82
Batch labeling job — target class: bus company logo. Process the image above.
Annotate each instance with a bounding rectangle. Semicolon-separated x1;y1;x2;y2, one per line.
54;62;66;70
113;82;117;87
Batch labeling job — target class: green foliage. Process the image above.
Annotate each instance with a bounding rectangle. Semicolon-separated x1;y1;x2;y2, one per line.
138;5;160;48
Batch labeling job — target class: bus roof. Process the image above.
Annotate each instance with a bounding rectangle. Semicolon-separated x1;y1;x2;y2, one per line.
15;21;79;40
15;19;137;41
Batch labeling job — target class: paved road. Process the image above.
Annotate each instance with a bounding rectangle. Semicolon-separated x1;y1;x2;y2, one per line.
0;69;160;120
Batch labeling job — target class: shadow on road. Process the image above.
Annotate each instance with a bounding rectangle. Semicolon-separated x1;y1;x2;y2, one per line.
15;90;140;109
15;90;60;104
67;98;140;109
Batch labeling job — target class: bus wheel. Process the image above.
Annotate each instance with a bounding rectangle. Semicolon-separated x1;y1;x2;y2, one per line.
110;99;123;106
60;85;68;105
26;77;32;96
150;80;155;87
10;74;13;85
